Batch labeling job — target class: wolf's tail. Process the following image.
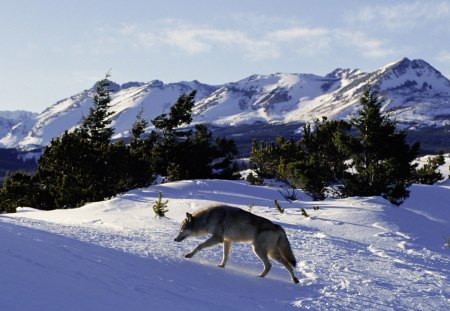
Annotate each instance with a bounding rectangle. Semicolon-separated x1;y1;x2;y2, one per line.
277;228;297;267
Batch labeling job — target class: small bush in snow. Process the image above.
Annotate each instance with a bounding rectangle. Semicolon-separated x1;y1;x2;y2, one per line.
278;186;298;203
301;208;310;218
153;192;169;218
414;153;445;185
444;236;450;249
246;172;263;186
274;200;284;213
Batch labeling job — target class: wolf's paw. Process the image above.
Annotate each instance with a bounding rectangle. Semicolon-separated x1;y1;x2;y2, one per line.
184;253;194;258
292;277;300;284
217;264;225;268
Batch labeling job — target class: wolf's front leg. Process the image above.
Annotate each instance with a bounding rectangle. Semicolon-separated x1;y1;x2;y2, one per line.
185;235;222;258
218;240;231;268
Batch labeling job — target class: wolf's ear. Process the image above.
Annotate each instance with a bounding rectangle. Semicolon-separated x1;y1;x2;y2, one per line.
186;212;193;221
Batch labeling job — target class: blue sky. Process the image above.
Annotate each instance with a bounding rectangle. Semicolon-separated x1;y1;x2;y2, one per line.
1;0;450;112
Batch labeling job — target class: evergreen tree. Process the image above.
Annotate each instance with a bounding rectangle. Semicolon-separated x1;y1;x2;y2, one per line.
151;91;237;181
414;153;445;184
341;87;419;205
36;74;121;209
283;118;350;200
128;109;155;188
78;76;114;144
152;191;169;218
0;172;37;213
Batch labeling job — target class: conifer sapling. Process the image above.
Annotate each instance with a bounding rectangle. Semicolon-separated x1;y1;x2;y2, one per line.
274;199;284;213
153;191;169;218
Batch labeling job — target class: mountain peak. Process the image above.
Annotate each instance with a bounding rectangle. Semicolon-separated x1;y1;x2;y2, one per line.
325;68;361;79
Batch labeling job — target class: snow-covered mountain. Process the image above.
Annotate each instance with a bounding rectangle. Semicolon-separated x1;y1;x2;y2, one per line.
1;57;449;150
0;111;37;142
194;58;450;127
0;80;219;149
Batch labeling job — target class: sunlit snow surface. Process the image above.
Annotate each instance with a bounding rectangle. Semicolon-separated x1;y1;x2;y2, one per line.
1;179;449;310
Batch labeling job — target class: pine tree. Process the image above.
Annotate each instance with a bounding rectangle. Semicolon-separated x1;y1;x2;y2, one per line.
342;87;419;205
151;91;237;181
0;172;37;213
153;191;169;218
414;153;445;184
36;74;121;209
283;118;350;200
78;75;114;144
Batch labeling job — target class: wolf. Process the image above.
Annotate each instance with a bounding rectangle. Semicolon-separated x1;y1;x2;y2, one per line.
174;205;299;283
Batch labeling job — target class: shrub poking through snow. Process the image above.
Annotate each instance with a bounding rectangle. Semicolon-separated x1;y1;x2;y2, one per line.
444;236;450;249
274;200;284;213
301;208;310;218
153;191;169;218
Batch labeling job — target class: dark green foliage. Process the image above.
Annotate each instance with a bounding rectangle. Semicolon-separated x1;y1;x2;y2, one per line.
0;77;237;212
0;172;37;213
341;88;419;205
78;77;114;144
301;208;310;218
250;118;350;201
152;91;196;136
37;132;99;209
285;118;350;200
26;75;155;210
151;91;238;181
249;87;420;205
250;137;300;180
274;199;284;213
413;153;445;185
313;206;320;211
153;191;169;218
246;172;263;186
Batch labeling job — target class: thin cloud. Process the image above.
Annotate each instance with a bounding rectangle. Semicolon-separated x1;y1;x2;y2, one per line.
268;27;329;41
436;51;450;63
116;22;280;60
346;1;450;30
106;20;394;61
336;30;395;58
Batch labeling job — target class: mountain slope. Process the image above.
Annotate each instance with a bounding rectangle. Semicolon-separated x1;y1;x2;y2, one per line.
0;111;37;142
0;81;219;149
195;58;450;127
1;58;449;150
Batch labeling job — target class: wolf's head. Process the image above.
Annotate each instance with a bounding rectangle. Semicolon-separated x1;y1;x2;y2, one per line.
174;212;195;242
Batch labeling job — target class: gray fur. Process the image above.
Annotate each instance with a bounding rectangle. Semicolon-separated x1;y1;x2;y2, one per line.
174;205;299;284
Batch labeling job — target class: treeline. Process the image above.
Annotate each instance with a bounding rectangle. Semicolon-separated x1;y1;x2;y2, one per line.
249;88;447;205
1;79;447;213
0;77;237;213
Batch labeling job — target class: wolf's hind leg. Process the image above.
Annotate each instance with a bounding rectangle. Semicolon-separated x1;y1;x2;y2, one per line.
218;240;231;268
253;245;272;277
185;235;222;258
271;250;300;284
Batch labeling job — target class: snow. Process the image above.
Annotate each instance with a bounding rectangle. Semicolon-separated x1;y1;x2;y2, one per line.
1;179;449;310
2;58;449;150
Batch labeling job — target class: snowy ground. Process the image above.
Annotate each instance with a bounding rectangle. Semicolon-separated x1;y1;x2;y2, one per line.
1;179;449;310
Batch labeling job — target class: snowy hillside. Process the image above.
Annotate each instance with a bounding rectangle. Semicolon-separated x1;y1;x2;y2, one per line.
1;180;449;310
195;58;450;127
0;81;218;149
1;57;450;150
0;111;37;141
